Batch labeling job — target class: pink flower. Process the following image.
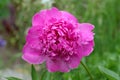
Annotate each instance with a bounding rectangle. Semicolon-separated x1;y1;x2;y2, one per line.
22;7;95;72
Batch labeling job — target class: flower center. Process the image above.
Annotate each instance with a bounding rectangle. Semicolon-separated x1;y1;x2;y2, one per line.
42;21;78;61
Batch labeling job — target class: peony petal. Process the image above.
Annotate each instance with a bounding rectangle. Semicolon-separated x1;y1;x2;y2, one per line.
26;26;43;42
46;58;69;72
82;41;94;56
32;7;61;26
22;43;45;64
47;7;61;18
32;10;46;26
25;26;44;50
79;23;94;31
61;11;78;22
79;23;94;41
68;55;82;69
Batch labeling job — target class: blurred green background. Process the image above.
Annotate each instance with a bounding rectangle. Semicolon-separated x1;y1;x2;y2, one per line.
0;0;120;80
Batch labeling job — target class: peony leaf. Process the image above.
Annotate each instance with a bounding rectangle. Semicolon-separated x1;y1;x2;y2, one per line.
45;72;51;80
31;65;39;80
98;66;120;80
6;77;22;80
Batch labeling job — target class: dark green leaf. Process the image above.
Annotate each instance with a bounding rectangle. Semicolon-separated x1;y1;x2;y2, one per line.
45;72;51;80
31;65;39;80
6;77;22;80
0;0;9;8
98;66;120;80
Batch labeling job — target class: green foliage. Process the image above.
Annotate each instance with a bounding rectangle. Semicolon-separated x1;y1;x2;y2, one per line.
0;0;9;19
6;77;22;80
31;65;39;80
98;66;120;80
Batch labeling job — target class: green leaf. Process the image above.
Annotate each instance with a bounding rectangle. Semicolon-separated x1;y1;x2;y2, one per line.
0;0;9;8
31;65;39;80
45;72;51;80
98;66;120;80
6;77;22;80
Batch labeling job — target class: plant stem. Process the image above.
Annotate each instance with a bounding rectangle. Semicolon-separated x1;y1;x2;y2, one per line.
81;61;94;80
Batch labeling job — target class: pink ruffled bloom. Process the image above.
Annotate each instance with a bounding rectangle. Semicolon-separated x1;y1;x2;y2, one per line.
22;7;95;72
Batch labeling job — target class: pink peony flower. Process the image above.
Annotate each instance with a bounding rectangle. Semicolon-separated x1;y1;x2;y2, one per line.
22;7;95;72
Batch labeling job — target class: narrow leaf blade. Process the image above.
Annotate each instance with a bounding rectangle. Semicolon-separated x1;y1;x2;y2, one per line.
6;77;22;80
98;66;120;80
31;65;39;80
